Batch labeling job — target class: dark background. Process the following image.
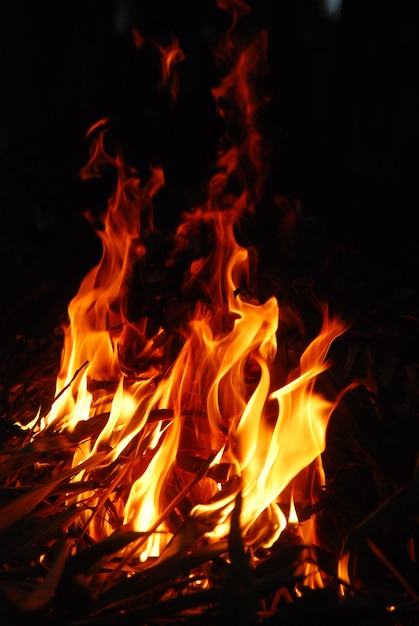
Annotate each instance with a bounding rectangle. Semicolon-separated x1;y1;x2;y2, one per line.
1;0;418;342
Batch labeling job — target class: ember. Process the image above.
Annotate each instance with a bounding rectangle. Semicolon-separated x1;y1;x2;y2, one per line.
1;1;418;624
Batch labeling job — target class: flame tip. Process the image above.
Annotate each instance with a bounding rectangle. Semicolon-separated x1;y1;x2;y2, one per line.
85;117;111;138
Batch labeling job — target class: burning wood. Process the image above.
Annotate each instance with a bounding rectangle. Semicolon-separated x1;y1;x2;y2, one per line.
0;1;418;624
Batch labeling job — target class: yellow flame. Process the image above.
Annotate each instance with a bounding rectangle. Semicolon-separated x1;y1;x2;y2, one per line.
288;488;298;526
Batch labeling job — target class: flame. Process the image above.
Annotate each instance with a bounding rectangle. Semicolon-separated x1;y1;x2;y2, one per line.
155;36;185;99
288;488;298;526
338;552;351;595
131;27;185;100
35;3;349;565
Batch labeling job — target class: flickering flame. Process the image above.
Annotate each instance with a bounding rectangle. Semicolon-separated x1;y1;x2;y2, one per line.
35;0;349;565
131;27;185;100
155;36;185;99
338;552;351;595
288;488;298;526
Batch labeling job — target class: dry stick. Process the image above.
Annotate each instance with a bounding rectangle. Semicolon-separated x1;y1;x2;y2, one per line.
47;360;90;410
366;538;419;601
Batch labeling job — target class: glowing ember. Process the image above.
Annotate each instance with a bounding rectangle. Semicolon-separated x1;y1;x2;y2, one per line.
26;0;348;575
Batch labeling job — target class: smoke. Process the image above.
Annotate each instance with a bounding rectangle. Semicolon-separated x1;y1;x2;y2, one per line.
320;0;343;20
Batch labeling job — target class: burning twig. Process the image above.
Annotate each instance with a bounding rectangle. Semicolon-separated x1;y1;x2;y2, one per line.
47;360;90;411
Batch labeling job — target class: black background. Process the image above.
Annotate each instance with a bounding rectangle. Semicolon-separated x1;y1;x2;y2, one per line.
1;0;418;341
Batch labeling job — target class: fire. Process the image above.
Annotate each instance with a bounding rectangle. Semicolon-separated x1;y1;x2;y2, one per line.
29;0;348;572
131;27;185;100
155;35;185;99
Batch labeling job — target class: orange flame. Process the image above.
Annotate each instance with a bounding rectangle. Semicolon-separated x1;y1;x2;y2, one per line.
131;27;185;100
338;552;351;595
33;6;349;564
155;36;185;100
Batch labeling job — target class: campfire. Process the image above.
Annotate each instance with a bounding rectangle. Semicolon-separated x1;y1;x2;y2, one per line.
1;2;418;624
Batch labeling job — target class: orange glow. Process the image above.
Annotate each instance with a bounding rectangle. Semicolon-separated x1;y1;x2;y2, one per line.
33;3;349;566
